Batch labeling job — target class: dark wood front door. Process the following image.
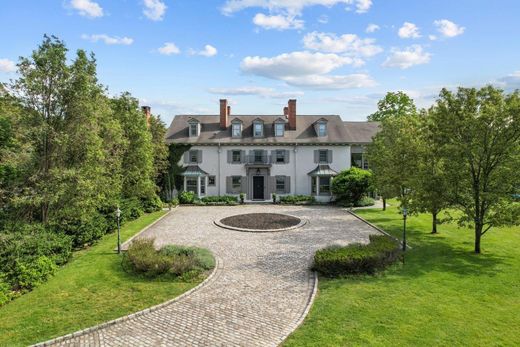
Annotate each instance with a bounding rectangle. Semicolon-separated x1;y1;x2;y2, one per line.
253;176;264;200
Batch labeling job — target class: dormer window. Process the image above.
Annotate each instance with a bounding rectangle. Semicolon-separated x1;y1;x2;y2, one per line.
315;119;328;137
274;118;285;137
231;118;243;138
253;119;264;137
188;118;200;137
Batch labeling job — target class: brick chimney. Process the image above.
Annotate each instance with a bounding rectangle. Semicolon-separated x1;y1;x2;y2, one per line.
283;106;289;118
220;99;229;129
288;99;296;130
141;106;151;127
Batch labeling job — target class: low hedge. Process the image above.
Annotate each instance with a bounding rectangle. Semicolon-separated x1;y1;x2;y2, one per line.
313;235;401;276
279;195;316;205
195;195;238;206
123;238;214;280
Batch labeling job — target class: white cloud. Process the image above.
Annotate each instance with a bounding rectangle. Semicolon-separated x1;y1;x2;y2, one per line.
434;19;465;38
382;45;431;69
158;42;181;55
496;71;520;90
240;51;376;89
283;74;376;89
190;45;218;57
69;0;103;18
0;58;16;73
318;15;329;24
208;86;304;98
221;0;372;15
429;35;437;41
81;34;134;45
143;0;167;21
253;13;304;30
366;23;380;33
303;31;383;60
398;22;421;38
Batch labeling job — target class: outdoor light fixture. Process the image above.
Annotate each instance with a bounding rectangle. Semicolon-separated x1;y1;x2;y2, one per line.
116;207;121;254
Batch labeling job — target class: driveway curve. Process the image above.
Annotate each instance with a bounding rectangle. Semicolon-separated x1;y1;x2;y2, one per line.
39;205;378;347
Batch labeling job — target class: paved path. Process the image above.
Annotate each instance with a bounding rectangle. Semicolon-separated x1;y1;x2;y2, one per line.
40;205;378;347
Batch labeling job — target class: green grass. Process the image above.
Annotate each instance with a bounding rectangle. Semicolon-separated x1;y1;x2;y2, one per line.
0;211;207;347
285;202;520;347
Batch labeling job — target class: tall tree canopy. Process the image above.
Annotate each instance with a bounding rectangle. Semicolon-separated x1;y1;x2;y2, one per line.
368;91;417;122
2;35;163;246
430;86;520;253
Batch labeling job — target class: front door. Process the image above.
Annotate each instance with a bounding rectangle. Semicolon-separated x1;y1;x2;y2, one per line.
253;176;264;200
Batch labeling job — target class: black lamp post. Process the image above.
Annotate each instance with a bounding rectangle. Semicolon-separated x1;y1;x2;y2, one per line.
402;207;407;252
116;207;121;254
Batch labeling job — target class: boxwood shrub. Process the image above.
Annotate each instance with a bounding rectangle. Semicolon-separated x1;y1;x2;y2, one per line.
313;235;401;276
196;195;238;206
279;195;315;205
178;191;195;204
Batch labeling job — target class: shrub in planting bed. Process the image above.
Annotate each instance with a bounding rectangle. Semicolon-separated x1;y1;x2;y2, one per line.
124;238;214;279
279;195;315;205
313;235;401;276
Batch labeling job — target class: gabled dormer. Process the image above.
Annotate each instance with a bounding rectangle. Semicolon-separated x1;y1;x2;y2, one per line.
314;118;328;137
188;117;200;137
252;117;264;138
273;117;286;137
231;118;243;138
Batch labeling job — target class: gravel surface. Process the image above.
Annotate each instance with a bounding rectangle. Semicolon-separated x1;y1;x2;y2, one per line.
220;213;301;230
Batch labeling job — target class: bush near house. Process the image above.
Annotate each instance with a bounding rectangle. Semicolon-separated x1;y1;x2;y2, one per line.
178;191;195;204
354;196;375;207
199;195;238;205
331;168;373;207
279;195;315;205
313;235;401;276
124;238;214;279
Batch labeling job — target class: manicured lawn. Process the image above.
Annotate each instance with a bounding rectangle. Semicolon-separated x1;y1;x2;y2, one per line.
285;203;520;346
0;211;205;347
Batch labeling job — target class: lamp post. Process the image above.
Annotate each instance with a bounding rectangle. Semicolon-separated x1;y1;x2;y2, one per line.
116;207;121;254
402;207;407;252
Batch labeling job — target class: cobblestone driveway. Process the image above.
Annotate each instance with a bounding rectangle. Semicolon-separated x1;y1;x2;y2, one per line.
41;205;378;347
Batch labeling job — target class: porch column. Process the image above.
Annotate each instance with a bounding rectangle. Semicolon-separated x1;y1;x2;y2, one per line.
183;177;187;192
197;176;201;197
316;176;320;196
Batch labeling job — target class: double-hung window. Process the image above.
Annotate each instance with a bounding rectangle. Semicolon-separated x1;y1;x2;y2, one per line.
186;178;197;193
232;150;241;163
276;176;285;193
319;177;331;194
318;150;328;164
232;176;241;190
189;150;198;163
275;150;285;164
253;122;263;137
232;123;241;137
275;123;284;137
318;123;327;137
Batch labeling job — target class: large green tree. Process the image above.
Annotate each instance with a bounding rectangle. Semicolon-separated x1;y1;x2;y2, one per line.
368;91;417;122
111;93;157;206
367;113;421;211
431;86;520;253
409;110;452;234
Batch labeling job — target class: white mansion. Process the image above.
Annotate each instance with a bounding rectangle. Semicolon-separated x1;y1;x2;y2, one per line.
164;99;379;202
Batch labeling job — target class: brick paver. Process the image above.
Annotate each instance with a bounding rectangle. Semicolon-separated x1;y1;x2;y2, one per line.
38;205;378;347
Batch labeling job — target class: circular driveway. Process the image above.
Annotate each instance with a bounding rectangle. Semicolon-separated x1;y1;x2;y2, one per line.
42;205;378;347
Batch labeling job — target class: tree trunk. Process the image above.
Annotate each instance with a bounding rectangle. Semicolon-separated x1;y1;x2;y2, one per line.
431;212;438;234
474;224;482;254
382;197;386;211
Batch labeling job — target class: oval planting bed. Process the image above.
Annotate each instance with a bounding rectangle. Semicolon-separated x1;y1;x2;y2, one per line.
215;213;306;232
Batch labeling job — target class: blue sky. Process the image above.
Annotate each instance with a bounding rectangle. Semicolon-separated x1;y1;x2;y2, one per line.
1;0;520;124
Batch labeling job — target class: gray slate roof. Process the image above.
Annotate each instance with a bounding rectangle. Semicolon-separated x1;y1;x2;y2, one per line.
165;114;379;145
343;121;380;144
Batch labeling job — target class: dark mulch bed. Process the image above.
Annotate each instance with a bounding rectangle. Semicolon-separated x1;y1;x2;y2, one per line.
220;213;301;230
